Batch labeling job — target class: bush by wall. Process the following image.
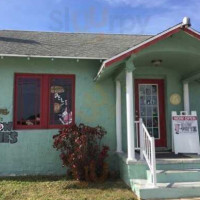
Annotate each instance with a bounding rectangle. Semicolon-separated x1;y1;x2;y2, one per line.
53;124;109;182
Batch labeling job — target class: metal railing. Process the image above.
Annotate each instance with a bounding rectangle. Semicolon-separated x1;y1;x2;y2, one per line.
135;118;157;187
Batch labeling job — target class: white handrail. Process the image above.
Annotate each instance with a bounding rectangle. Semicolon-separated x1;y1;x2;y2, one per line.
134;121;140;150
139;118;157;187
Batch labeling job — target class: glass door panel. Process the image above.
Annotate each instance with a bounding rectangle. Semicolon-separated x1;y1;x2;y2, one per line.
139;84;160;139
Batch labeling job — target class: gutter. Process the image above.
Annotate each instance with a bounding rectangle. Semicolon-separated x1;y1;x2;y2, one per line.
0;54;108;61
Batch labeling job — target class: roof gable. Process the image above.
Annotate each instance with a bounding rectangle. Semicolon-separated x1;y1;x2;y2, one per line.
95;22;200;80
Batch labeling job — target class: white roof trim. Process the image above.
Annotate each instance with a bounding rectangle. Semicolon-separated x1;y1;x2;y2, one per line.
0;54;108;60
187;27;200;35
94;23;183;81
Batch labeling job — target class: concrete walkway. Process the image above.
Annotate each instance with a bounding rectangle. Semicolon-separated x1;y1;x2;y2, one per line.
162;198;200;200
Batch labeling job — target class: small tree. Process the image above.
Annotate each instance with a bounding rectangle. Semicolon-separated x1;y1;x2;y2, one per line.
53;124;109;182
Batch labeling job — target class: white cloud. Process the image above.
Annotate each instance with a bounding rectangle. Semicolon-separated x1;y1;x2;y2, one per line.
98;0;200;34
101;0;169;8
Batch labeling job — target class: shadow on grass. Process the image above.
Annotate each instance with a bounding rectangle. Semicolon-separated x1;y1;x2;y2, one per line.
63;180;129;190
0;175;67;182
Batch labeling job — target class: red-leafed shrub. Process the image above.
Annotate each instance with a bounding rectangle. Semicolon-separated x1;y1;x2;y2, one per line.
53;124;109;182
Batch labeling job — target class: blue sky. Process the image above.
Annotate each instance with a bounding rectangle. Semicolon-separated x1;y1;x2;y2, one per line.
0;0;199;35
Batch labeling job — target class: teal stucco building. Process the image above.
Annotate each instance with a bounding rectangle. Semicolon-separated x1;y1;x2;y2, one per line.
2;17;200;199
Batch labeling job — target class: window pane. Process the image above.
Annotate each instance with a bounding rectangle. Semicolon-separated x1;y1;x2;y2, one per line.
49;77;73;125
17;77;41;126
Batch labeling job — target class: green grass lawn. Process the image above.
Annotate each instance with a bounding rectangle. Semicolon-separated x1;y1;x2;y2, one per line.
0;176;135;200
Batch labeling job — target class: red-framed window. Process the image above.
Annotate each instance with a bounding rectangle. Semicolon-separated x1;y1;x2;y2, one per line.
14;73;75;130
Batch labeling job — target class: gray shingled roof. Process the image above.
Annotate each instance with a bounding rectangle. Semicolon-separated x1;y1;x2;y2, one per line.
0;30;152;59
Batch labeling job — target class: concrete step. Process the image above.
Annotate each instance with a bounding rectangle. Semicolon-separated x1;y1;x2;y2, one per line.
147;169;200;183
156;160;200;171
131;179;200;199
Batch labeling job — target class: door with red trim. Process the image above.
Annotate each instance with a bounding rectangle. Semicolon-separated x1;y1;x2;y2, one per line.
135;79;166;147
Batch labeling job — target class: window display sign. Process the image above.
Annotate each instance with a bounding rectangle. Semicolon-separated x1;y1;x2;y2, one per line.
172;111;200;154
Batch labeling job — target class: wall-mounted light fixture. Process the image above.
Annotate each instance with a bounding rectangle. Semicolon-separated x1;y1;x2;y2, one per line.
151;59;162;66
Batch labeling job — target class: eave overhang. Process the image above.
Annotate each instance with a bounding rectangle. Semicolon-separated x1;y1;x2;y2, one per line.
95;22;200;81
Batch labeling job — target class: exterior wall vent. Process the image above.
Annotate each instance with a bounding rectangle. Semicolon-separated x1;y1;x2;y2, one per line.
182;17;191;27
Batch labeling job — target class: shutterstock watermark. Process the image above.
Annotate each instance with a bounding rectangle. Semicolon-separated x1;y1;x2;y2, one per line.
49;6;150;34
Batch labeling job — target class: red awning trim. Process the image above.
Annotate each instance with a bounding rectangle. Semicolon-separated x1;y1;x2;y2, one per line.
105;27;181;67
184;27;200;40
95;23;200;81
